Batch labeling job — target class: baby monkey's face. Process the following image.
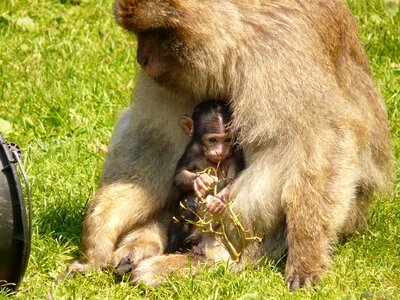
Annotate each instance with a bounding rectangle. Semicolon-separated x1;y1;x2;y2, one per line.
201;132;235;163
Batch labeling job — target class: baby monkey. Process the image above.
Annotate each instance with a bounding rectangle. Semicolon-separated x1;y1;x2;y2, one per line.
168;100;245;252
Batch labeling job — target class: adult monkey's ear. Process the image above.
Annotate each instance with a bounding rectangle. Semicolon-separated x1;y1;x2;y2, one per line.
179;115;193;137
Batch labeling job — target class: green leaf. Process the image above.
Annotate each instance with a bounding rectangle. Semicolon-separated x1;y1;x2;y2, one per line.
0;13;11;25
0;119;12;134
15;16;36;31
384;0;399;16
370;15;382;24
238;293;268;300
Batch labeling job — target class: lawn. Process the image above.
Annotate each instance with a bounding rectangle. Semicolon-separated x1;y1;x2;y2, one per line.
0;0;399;298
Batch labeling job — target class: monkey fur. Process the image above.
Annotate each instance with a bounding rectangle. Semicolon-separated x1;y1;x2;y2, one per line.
70;0;393;290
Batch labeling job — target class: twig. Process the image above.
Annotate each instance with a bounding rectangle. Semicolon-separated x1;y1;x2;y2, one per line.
177;166;262;261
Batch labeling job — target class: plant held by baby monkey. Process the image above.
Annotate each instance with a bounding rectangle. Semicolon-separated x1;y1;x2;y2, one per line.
176;165;262;262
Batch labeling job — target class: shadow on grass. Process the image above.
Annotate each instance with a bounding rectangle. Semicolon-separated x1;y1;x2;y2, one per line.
35;201;87;245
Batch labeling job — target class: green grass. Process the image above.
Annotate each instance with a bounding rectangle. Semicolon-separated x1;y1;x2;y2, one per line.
0;0;399;298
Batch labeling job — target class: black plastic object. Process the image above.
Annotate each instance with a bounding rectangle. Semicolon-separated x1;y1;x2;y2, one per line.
0;132;31;292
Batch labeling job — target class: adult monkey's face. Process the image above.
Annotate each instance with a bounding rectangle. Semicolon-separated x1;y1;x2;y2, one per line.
136;30;183;87
113;0;228;99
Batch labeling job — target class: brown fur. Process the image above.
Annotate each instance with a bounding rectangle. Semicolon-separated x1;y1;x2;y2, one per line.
70;0;393;290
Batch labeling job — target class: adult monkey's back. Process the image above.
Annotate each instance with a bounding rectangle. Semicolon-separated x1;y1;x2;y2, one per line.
72;0;393;290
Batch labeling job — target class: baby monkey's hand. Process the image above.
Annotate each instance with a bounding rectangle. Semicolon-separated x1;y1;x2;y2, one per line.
205;195;227;216
193;173;217;197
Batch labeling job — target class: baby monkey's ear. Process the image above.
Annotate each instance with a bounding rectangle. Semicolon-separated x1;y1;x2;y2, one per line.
179;115;193;137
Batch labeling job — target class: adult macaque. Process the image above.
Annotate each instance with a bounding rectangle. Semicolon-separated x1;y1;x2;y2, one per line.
71;0;393;290
168;100;245;253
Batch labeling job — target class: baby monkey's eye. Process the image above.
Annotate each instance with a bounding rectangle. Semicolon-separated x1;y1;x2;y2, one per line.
224;137;233;143
208;138;217;143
